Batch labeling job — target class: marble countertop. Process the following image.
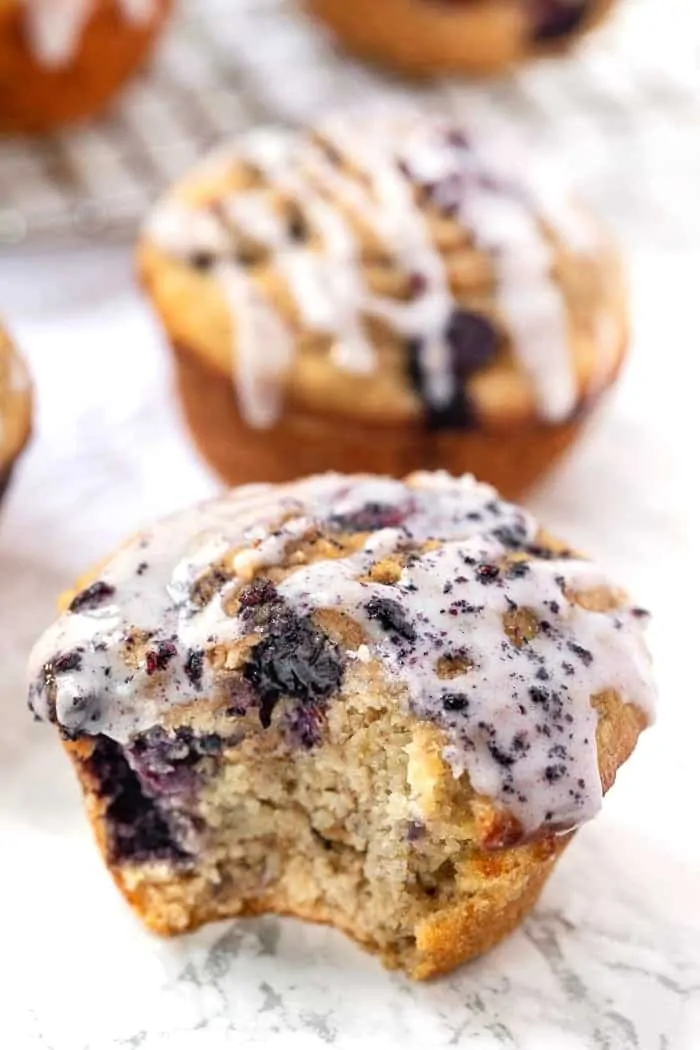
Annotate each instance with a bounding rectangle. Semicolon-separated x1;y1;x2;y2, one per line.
1;1;699;1047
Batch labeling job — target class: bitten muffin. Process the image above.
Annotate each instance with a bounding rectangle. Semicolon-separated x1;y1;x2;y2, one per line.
139;108;627;500
0;324;32;505
306;0;618;77
28;472;655;978
0;0;172;133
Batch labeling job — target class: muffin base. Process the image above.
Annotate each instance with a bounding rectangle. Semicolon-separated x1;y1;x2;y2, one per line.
111;837;567;980
0;0;172;133
305;0;617;77
173;342;603;502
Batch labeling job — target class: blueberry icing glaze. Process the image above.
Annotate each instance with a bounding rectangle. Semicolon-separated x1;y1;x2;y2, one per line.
146;109;602;430
21;0;156;67
28;473;655;839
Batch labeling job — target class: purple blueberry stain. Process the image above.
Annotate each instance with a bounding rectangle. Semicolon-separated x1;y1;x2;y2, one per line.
407;820;427;842
86;736;192;866
531;0;591;42
328;501;411;533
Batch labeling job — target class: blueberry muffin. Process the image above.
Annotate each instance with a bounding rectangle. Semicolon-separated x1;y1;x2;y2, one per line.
0;0;172;133
0;325;32;504
306;0;618;77
28;471;655;978
139;108;627;501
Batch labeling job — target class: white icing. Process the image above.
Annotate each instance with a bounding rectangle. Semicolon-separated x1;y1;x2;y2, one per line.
22;0;156;68
146;110;597;430
28;472;656;839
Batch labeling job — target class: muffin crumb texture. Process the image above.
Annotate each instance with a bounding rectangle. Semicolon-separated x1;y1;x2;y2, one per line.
29;473;655;977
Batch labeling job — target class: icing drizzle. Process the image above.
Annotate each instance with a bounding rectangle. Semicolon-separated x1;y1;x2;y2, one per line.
146;109;599;430
22;0;156;67
28;472;655;839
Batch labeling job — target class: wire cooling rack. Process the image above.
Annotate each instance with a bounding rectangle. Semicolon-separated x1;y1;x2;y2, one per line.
1;0;699;248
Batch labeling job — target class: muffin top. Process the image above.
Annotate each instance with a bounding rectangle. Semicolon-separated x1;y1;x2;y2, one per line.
0;324;31;470
141;107;625;431
29;471;655;841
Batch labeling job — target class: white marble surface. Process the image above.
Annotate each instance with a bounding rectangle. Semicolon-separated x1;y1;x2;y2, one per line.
1;1;700;1047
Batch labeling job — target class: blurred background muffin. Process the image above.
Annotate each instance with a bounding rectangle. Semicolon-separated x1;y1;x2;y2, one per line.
305;0;618;77
139;107;626;498
0;0;173;133
0;324;31;505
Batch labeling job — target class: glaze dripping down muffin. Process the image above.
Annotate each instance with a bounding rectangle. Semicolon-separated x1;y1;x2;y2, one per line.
0;0;172;132
139;106;627;498
305;0;619;77
28;472;655;977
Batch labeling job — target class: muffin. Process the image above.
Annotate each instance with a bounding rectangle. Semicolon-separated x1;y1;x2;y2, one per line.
139;108;627;500
0;325;32;504
28;471;655;978
306;0;618;77
0;0;172;133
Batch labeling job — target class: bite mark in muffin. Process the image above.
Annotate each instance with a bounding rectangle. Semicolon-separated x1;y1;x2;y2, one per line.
29;472;655;977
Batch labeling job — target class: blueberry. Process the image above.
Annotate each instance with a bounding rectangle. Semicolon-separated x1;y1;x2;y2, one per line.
406;310;498;433
52;649;83;674
407;338;477;431
476;563;500;583
407;820;426;842
492;523;529;549
446;310;500;378
545;763;568;782
442;692;469;713
145;640;177;676
243;611;344;731
69;581;115;614
238;579;281;624
184;649;205;690
532;0;590;42
365;597;417;643
86;736;190;865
